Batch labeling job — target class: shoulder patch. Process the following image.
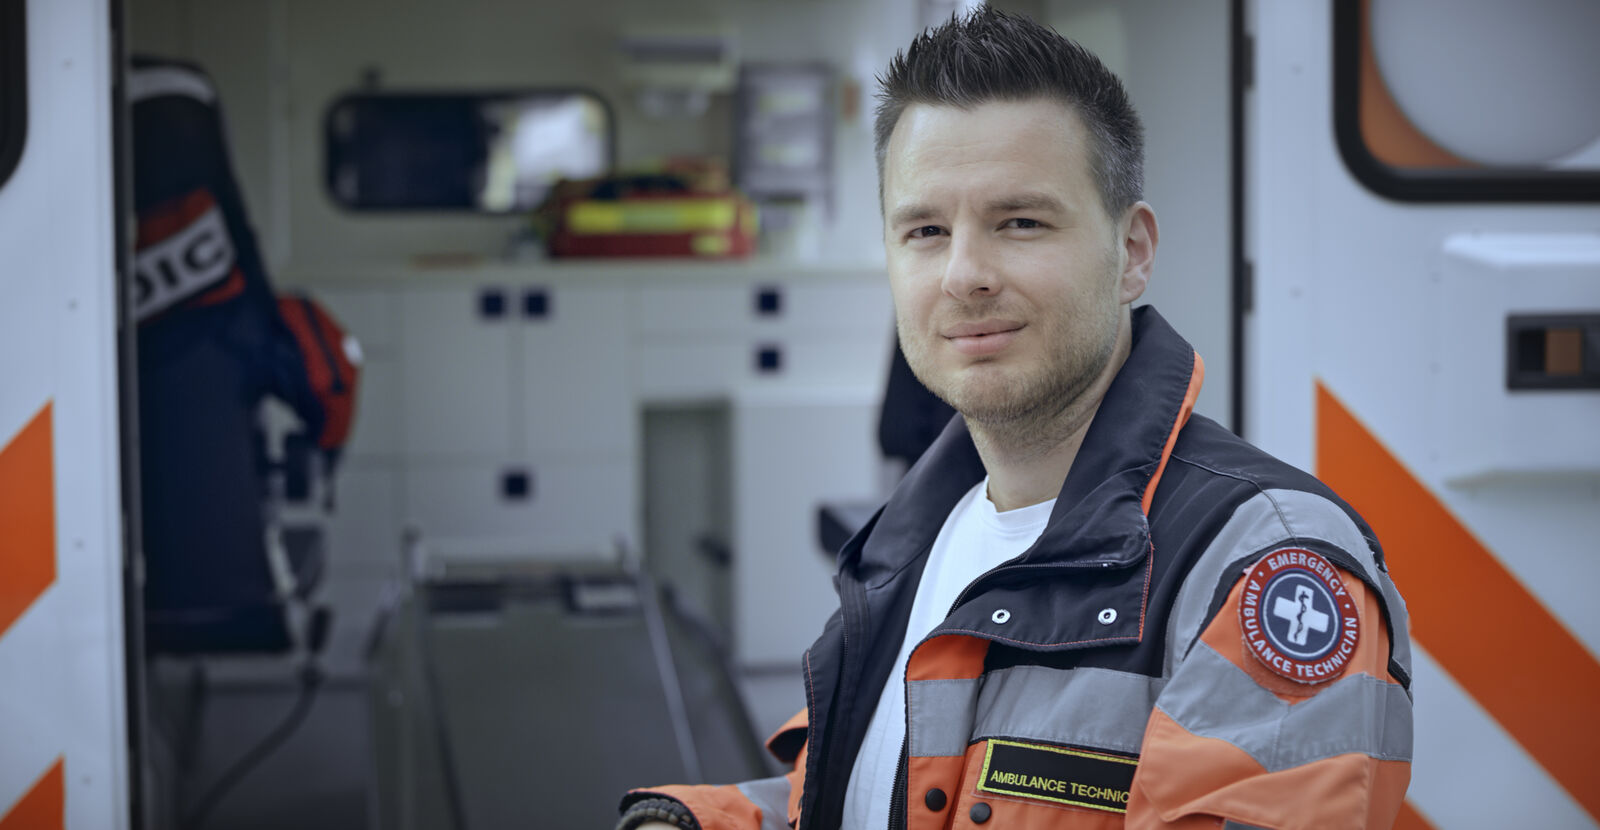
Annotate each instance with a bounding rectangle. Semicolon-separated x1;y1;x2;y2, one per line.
1237;548;1361;685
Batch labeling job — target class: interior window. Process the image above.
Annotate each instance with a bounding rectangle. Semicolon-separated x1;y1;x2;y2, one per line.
324;90;614;213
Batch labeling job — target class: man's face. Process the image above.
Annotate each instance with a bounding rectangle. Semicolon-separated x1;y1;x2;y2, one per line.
881;98;1146;427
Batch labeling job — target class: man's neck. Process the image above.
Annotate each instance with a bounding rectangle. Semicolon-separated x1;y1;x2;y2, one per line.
967;321;1133;513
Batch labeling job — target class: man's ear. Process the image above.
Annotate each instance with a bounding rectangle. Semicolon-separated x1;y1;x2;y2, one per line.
1118;201;1158;304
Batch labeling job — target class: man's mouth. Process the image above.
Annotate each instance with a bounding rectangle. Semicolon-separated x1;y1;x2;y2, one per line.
944;320;1023;338
943;320;1024;356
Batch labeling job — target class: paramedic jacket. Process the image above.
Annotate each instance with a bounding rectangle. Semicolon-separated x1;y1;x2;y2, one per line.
624;306;1413;829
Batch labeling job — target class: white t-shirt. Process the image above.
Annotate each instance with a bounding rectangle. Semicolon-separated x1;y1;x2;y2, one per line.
841;478;1056;829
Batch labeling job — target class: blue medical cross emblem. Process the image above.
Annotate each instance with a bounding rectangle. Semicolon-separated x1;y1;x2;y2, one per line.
1275;585;1329;645
1261;571;1339;659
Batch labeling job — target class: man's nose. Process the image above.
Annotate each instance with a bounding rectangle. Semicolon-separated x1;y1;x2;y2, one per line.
941;231;1001;299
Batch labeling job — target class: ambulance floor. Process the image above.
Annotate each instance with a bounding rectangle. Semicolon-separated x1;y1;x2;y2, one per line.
146;670;371;830
144;583;793;829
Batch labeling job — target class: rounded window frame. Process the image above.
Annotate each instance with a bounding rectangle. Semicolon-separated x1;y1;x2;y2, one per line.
1332;0;1600;203
0;0;27;192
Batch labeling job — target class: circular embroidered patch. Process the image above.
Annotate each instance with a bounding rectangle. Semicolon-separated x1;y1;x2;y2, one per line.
1238;548;1360;684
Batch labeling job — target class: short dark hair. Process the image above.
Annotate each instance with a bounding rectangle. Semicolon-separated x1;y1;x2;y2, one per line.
874;7;1145;216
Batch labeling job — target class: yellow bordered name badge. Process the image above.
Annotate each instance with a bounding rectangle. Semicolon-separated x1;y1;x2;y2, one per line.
976;739;1138;813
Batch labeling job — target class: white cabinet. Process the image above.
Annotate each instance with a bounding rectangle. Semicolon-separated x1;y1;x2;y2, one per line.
626;268;892;666
291;270;641;564
397;281;635;461
631;272;891;402
633;337;887;400
392;280;635;555
400;456;634;557
518;284;632;456
400;285;517;458
285;261;893;672
730;387;884;666
631;281;889;337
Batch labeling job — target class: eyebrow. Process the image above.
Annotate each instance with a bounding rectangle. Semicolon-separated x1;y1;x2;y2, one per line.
887;193;1068;228
985;193;1067;214
887;203;940;228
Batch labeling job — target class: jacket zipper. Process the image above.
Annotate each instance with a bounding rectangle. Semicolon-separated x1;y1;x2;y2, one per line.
888;627;952;830
887;735;908;830
828;522;1134;829
806;574;871;830
873;553;1142;828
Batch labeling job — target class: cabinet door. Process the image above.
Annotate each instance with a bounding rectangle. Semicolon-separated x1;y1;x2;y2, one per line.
634;336;890;401
517;284;633;456
399;285;515;458
632;279;891;337
401;457;636;559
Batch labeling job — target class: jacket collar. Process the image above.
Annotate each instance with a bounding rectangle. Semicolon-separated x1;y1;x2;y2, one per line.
848;306;1203;593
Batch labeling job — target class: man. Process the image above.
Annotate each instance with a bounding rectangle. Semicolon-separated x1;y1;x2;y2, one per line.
619;9;1412;829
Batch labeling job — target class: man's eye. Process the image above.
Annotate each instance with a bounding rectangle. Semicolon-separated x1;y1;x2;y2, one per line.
908;225;944;239
1004;218;1042;229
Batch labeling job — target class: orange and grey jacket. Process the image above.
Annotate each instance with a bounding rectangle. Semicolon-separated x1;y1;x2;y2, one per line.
624;307;1412;829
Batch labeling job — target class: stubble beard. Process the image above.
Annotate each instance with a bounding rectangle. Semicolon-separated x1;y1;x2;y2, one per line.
902;301;1121;453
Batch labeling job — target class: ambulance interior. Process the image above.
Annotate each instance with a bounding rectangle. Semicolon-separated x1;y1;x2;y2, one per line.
105;1;1600;829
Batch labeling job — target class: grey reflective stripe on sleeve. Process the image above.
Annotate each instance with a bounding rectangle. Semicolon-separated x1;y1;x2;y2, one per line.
735;776;794;830
1166;488;1383;677
970;665;1165;757
1222;822;1271;830
1157;642;1413;771
908;678;982;757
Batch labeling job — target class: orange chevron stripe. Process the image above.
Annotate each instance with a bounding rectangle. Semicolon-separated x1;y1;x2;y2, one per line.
0;759;64;830
1316;382;1600;821
0;403;56;637
1393;800;1438;830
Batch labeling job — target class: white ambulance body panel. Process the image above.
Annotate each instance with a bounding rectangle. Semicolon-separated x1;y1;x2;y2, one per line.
1249;2;1600;827
0;0;130;828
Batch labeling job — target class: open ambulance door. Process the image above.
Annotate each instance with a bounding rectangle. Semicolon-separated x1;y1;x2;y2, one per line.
0;0;138;828
1245;2;1600;827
